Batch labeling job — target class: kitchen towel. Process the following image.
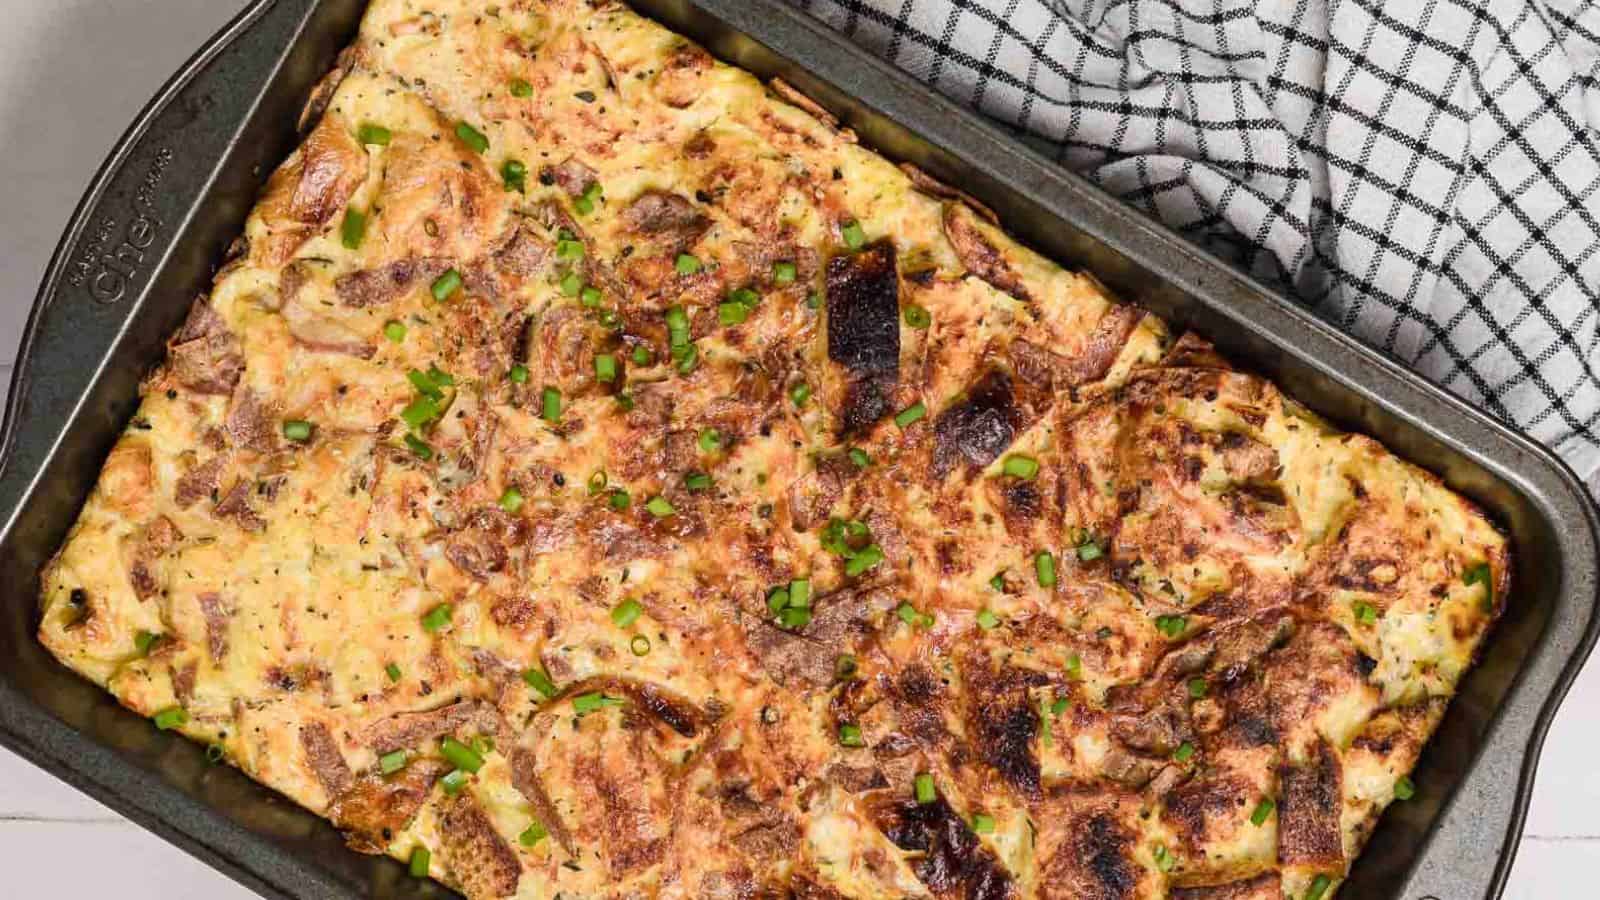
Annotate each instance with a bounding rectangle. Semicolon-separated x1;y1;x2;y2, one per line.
788;0;1600;492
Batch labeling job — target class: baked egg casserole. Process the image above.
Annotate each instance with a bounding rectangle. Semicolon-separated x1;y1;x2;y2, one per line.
38;1;1512;897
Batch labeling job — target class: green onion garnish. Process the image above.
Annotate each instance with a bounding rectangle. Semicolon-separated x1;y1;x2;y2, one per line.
835;654;859;680
420;603;452;632
1464;562;1493;610
990;572;1006;591
767;587;791;615
971;813;995;834
134;630;161;656
903;305;931;329
541;387;562;422
509;364;529;384
611;599;643;628
1307;874;1332;900
976;609;1000;630
557;239;585;262
894;402;927;428
914;773;937;805
1065;653;1082;680
510;78;533;98
848;447;871;468
1002;454;1039;479
719;302;750;326
1077;537;1105;561
1353;601;1378;625
1035;551;1057;588
385;663;402;682
404;434;434;460
675;253;702;275
842;220;867;249
283;420;313;442
773;261;798;284
499;487;524;514
1394;776;1416;800
408;847;431;878
1188;678;1209;699
698;428;722;452
152;707;188;731
789;382;811;409
1173;741;1195;763
523;668;557;698
789;578;811;608
341;209;368;250
519;821;548;846
645;495;675;518
357;123;392;146
595;354;618;383
630;634;651;656
1250;798;1274;826
454;121;489;153
845;543;885;577
400;396;441;431
1154;614;1187;638
441;769;469;795
1153;843;1175;872
609;489;631;511
778;606;813;629
573;692;623;715
380;749;407;774
580;284;603;307
384;320;407;343
430;269;462;301
440;737;484;774
838;724;865;747
685;472;712;491
502;159;527;192
632;345;655;366
674;342;699;374
559;271;582;296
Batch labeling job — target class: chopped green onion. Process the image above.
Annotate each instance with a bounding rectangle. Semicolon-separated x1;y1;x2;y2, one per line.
385;662;402;682
455;121;489;153
340;208;368;250
838;724;865;747
842;220;867;249
431;268;463;301
499;487;524;514
835;654;859;680
1188;678;1209;699
523;668;557;698
719;301;750;326
559;271;583;296
407;368;443;398
427;365;454;387
845;543;885;577
903;304;932;329
1353;601;1378;625
502;159;527;192
1035;551;1057;588
729;287;760;308
976;609;1000;630
440;737;485;774
675;253;702;275
1394;776;1416;800
357;123;392;146
573;692;623;715
1153;843;1175;872
789;578;811;608
612;599;643;628
421;603;452;632
674;342;699;374
1173;741;1196;763
556;238;585;262
698;428;722;452
630;634;652;656
990;572;1006;591
510;78;533;98
440;769;470;795
283;420;313;442
609;489;632;511
1077;537;1105;562
541;387;562;422
848;447;871;468
1307;874;1332;900
574;195;595;216
1065;653;1082;680
400;395;441;431
790;382;812;408
134;630;161;656
778;606;813;629
384;320;407;343
580;284;603;307
1154;614;1187;638
509;364;529;384
152;707;188;731
1464;562;1493;610
1250;798;1275;826
1002;454;1039;480
595;354;618;383
894;402;926;428
409;847;431;878
404;434;434;460
519;821;548;846
773;261;798;284
767;587;792;615
645;495;676;518
914;773;937;805
685;472;712;492
632;345;655;366
971;813;996;834
1050;696;1070;717
380;749;408;774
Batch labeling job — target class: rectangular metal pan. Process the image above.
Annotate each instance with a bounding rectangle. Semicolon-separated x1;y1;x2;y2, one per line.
0;0;1595;897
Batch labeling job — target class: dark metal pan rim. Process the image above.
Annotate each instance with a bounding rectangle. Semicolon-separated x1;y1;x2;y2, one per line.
0;1;1593;898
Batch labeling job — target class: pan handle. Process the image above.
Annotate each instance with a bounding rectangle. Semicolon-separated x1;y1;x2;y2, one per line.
0;0;321;516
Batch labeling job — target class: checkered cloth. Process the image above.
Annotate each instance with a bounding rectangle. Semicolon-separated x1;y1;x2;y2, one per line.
789;0;1600;493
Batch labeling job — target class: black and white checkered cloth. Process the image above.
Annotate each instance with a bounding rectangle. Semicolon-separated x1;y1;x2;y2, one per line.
789;0;1600;492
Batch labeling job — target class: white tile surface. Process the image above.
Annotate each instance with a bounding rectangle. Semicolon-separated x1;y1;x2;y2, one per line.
0;1;1592;898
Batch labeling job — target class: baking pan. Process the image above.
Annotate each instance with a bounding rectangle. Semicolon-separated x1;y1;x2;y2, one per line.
0;0;1595;897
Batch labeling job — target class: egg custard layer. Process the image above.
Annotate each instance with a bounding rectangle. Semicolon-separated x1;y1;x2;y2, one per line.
38;2;1511;898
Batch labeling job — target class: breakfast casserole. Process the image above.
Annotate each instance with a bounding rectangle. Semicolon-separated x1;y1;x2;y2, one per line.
37;1;1511;897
